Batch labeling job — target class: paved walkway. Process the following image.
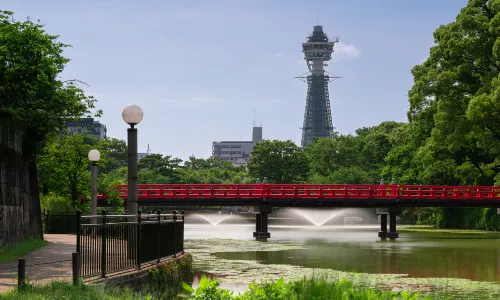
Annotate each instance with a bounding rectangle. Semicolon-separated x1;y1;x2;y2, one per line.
0;234;76;292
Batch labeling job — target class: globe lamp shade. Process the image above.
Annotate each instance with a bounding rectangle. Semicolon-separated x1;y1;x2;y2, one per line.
88;149;101;162
122;104;144;125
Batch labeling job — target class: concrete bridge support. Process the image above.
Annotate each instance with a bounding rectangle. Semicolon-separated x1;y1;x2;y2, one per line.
377;208;400;239
253;204;272;240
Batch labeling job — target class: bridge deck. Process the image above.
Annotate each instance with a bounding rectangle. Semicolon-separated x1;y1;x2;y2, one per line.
96;184;500;208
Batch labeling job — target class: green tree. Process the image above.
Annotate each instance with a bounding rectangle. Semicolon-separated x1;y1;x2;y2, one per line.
306;122;403;184
138;153;183;183
0;10;100;230
180;157;247;184
99;138;127;173
248;140;308;184
38;134;102;207
389;0;500;186
383;0;500;229
0;10;100;155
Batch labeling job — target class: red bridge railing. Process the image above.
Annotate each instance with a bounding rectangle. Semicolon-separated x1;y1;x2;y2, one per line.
97;184;500;201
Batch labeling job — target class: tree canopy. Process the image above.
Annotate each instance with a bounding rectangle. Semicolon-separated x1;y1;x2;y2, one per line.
385;0;500;186
0;10;100;156
248;140;308;183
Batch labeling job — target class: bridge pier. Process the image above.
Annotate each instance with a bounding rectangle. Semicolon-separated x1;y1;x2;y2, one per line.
387;210;399;239
378;213;388;239
253;204;271;240
377;208;399;239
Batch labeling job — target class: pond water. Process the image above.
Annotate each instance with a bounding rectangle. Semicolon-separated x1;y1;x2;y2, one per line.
185;222;500;282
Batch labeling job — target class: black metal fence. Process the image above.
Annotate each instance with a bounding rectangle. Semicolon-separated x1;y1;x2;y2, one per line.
43;210;77;234
76;210;185;278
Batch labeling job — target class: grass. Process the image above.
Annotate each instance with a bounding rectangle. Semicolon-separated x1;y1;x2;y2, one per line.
0;277;430;300
0;237;48;263
0;281;144;300
398;225;500;235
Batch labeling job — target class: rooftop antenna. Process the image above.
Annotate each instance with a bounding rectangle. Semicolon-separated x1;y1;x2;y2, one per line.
253;108;256;127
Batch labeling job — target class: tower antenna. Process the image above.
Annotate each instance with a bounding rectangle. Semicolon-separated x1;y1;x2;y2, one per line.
253;108;256;127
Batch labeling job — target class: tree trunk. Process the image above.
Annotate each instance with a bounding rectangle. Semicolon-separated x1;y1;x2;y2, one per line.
71;183;78;207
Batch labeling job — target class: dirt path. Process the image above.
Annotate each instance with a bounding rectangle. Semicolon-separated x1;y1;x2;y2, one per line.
0;234;76;292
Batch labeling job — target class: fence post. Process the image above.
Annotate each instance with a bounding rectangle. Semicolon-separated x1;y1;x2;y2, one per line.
76;210;81;253
173;210;177;258
136;210;142;270
17;258;25;290
157;210;161;263
46;210;50;233
66;210;69;233
181;210;185;254
72;252;80;286
101;210;107;278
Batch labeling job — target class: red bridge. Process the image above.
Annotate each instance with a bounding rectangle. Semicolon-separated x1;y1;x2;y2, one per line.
97;184;500;208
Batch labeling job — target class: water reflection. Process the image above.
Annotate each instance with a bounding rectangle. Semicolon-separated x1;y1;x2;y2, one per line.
186;224;500;282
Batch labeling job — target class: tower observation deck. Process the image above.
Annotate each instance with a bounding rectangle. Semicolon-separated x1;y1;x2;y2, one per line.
297;25;339;148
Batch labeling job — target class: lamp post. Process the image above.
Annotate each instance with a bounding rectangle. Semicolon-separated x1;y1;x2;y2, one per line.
88;149;100;218
122;104;143;217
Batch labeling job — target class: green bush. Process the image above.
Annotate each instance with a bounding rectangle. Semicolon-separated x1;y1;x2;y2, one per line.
40;192;75;213
149;254;194;298
180;275;427;300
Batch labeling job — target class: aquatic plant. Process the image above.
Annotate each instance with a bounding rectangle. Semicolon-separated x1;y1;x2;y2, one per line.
180;275;428;299
185;238;500;298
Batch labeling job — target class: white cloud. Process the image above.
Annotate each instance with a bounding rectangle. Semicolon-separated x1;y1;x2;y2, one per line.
332;42;360;62
274;52;284;58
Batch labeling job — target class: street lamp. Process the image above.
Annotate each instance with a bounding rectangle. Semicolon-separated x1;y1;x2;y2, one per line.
122;104;143;216
88;149;100;218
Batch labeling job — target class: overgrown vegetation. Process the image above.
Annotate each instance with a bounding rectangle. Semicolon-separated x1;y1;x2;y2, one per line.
0;237;47;263
148;254;194;298
181;275;427;300
0;276;461;300
0;281;141;300
0;277;426;300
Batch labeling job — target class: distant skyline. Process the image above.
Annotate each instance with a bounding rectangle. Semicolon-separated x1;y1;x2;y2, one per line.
2;0;468;161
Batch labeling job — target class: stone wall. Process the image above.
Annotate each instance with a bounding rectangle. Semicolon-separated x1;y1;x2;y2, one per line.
0;119;43;247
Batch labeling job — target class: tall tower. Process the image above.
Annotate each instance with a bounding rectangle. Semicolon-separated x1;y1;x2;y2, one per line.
297;25;339;148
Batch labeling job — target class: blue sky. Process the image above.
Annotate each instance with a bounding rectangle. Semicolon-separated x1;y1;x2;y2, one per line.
2;0;468;161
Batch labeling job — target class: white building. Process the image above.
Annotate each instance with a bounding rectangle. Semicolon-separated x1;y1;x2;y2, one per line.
138;144;151;160
212;126;263;166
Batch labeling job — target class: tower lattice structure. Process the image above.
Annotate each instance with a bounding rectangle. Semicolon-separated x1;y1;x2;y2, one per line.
296;25;339;148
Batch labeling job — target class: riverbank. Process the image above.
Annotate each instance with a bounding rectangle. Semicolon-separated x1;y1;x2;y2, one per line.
398;225;500;235
185;238;500;299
